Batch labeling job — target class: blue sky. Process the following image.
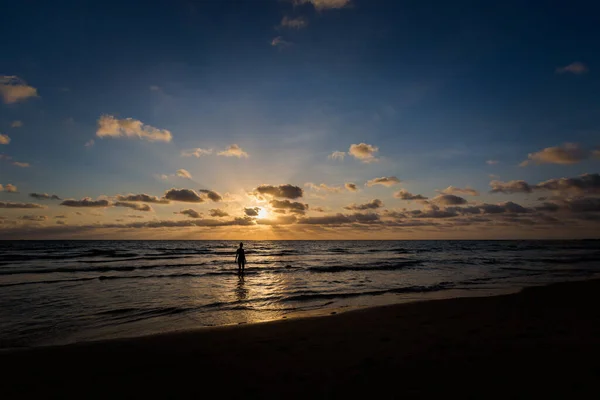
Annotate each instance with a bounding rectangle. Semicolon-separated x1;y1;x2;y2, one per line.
0;0;599;239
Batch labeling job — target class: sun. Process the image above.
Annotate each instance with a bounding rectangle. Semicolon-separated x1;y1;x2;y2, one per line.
258;208;269;219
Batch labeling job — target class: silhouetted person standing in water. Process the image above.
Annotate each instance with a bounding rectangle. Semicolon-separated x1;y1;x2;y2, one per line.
235;242;246;273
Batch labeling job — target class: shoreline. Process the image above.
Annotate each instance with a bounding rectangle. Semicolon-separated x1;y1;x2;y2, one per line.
2;278;599;398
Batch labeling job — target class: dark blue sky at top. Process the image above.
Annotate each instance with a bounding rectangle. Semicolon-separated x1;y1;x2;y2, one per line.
1;0;599;200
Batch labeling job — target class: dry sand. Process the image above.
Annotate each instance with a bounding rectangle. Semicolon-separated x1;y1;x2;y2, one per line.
2;279;599;399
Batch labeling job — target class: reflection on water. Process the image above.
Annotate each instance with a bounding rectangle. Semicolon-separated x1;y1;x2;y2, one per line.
235;274;248;301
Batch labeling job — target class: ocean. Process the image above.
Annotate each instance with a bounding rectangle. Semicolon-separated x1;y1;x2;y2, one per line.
1;240;599;349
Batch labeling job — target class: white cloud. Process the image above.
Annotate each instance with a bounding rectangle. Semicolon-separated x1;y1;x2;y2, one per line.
556;62;588;75
295;0;351;10
217;144;248;158
0;134;10;145
305;182;343;193
181;148;213;157
440;186;480;196
280;16;307;29
271;36;292;48
176;169;193;179
0;76;39;104
0;184;17;192
520;143;589;166
348;143;379;163
11;121;23;128
366;176;401;187
328;151;345;161
96;115;172;143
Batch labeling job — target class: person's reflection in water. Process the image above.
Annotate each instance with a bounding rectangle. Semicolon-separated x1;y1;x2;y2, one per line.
235;274;249;302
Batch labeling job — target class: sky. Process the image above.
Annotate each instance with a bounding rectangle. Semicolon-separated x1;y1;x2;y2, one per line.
0;0;599;239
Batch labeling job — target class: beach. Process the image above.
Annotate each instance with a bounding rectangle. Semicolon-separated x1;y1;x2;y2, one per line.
2;278;599;398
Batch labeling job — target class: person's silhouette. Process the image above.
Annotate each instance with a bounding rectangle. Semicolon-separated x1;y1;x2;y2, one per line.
235;242;246;273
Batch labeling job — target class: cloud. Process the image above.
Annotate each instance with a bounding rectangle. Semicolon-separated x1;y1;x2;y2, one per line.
115;194;170;204
556;62;588;74
328;151;345;161
348;143;379;163
181;148;213;157
440;186;480;196
11;121;22;128
114;201;153;212
394;189;427;200
176;169;192;179
19;215;47;222
489;180;533;194
409;205;457;219
244;207;261;217
257;215;298;225
60;198;110;207
270;199;309;215
0;76;39;104
0;201;45;209
298;212;380;225
0;184;17;193
54;215;67;219
217;144;248;158
271;36;292;48
486;160;498;165
295;0;351;10
366;176;400;187
520;143;589;166
85;139;95;148
255;184;303;199
198;189;223;202
344;199;383;210
29;193;61;200
0;134;10;145
209;209;229;217
535;173;600;194
12;161;29;168
305;182;343;193
164;188;204;203
345;183;358;191
280;16;307;29
96;115;172;143
431;194;467;206
312;207;326;212
177;208;202;218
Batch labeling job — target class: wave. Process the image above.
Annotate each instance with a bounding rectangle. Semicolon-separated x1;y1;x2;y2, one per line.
0;262;210;276
308;260;422;273
283;283;451;302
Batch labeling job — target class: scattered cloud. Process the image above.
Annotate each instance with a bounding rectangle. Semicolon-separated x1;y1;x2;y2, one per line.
255;184;303;199
348;143;379;163
305;182;343;193
271;36;292;49
344;199;383;210
10;121;22;128
440;186;480;196
489;180;533;194
0;184;17;193
0;202;45;209
181;148;213;157
29;193;61;200
280;16;307;29
535;173;600;195
366;176;400;187
556;62;588;75
164;188;204;203
295;0;351;10
177;208;202;219
431;194;468;206
114;201;153;212
345;183;358;192
96;115;172;143
19;215;47;222
0;76;39;104
520;143;590;166
209;209;229;217
298;212;380;226
176;169;192;179
60;198;110;207
85;139;95;148
12;161;29;168
394;189;427;200
150;85;161;92
115;194;170;204
270;199;309;215
244;207;261;217
217;144;248;158
328;151;346;161
486;160;498;165
54;215;67;219
0;134;10;145
199;189;223;202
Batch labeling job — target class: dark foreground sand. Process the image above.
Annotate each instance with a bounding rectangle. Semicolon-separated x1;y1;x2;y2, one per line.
2;279;600;399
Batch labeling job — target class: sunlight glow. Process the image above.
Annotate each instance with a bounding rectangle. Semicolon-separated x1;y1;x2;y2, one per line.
258;208;270;219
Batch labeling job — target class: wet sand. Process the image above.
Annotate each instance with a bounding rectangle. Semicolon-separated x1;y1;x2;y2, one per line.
2;279;599;399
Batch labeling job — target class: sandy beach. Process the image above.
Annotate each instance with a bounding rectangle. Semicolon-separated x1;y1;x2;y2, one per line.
2;278;599;399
